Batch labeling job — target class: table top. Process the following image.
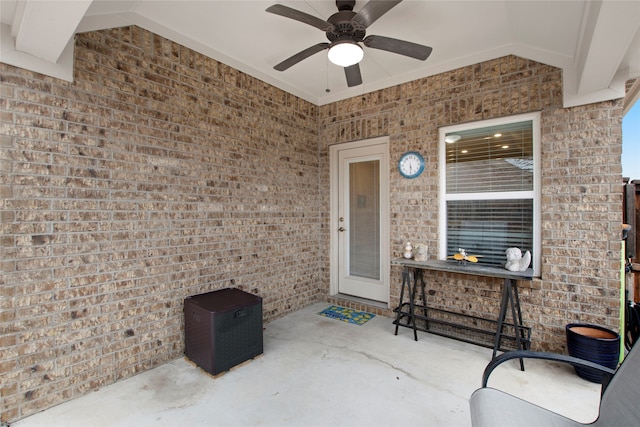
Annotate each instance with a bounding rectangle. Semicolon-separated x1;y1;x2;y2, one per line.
392;258;533;281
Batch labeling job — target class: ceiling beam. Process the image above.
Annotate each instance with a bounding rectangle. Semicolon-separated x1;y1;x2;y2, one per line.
624;78;640;116
576;0;640;96
12;0;92;63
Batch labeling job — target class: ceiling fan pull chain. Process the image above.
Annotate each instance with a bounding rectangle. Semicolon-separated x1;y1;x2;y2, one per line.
326;57;331;93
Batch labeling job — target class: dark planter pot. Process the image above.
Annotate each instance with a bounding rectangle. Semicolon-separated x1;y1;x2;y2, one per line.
566;323;620;383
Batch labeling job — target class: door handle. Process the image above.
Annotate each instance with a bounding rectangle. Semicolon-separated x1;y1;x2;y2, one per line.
338;227;345;232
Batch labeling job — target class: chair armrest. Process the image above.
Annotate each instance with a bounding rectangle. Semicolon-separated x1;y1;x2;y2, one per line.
482;350;616;388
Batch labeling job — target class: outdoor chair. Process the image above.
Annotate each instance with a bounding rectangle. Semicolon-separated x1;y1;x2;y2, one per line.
469;340;640;426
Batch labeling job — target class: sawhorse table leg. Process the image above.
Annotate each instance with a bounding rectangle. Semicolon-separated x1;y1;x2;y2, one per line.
394;266;418;340
394;266;427;341
493;278;526;370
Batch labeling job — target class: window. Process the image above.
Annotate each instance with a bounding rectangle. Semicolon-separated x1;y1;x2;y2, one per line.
439;113;541;275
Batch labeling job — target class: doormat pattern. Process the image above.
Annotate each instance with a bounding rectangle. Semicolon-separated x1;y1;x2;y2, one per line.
317;305;375;326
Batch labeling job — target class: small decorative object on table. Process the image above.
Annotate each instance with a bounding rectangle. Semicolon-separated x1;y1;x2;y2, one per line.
504;247;531;272
403;242;413;259
447;248;483;263
413;243;428;261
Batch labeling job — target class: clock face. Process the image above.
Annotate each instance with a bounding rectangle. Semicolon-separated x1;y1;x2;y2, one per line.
398;151;425;179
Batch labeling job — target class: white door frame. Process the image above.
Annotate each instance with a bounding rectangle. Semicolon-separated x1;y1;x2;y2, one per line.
329;136;390;306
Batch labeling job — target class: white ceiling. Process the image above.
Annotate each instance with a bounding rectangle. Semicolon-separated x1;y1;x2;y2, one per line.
1;0;639;107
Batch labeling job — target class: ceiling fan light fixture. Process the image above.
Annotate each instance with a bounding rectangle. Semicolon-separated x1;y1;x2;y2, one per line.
328;41;363;67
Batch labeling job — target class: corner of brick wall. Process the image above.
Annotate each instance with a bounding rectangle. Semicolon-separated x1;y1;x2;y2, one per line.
0;28;626;424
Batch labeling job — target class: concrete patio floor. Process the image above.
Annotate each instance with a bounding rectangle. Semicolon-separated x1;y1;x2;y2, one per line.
13;302;601;427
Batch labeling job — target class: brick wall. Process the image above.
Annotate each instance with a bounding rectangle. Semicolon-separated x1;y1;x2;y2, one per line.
0;26;625;423
0;27;321;422
319;56;624;353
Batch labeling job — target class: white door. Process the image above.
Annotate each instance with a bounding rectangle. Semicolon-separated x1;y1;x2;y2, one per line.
330;137;389;304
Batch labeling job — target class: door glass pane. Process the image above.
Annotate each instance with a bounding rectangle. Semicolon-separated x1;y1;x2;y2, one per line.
349;160;380;280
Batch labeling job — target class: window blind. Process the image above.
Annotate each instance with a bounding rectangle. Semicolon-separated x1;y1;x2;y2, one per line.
446;199;533;266
446;121;533;194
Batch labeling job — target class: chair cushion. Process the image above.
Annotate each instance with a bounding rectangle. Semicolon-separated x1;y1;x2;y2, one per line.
597;343;640;426
470;388;583;427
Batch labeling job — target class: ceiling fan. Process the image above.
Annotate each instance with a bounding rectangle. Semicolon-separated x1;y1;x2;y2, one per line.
266;0;432;87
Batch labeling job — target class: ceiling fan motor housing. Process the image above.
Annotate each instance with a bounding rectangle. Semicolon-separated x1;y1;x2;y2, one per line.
327;11;366;42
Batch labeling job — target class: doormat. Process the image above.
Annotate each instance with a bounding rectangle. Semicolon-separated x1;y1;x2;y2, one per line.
317;305;375;326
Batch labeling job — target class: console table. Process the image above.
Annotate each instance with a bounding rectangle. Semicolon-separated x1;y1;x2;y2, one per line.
392;258;533;370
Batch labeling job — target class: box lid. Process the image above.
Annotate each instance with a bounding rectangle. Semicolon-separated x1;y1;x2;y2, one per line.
186;288;261;313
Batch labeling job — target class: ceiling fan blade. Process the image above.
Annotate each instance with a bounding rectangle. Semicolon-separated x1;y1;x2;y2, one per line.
353;0;402;29
344;64;363;87
364;35;432;60
274;43;330;71
266;4;334;32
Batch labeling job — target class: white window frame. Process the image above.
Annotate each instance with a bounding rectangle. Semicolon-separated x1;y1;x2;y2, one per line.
438;112;541;276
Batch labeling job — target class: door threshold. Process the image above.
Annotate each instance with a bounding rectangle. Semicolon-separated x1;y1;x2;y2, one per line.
333;293;389;310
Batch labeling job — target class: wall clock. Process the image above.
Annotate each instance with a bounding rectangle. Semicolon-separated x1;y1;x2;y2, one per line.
398;151;425;179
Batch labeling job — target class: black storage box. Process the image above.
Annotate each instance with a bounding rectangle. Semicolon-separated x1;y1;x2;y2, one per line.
184;288;263;375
